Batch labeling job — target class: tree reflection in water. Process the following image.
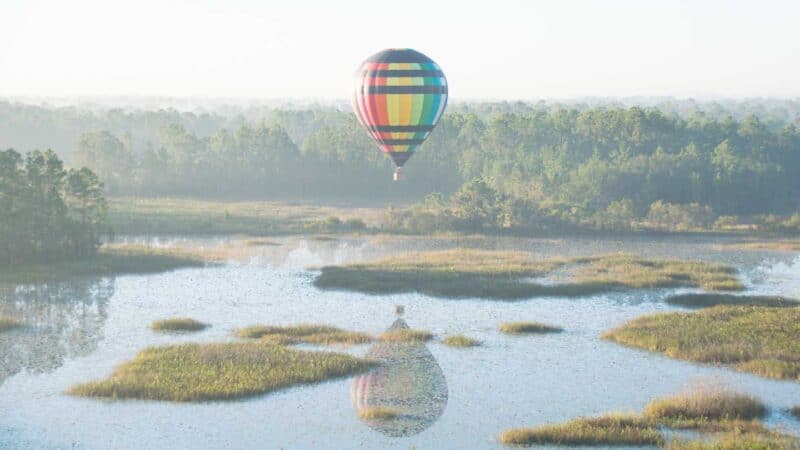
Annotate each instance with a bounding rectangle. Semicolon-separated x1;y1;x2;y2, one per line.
0;278;112;385
351;317;448;437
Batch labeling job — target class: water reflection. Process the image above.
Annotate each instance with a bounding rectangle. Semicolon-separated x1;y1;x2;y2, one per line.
351;317;448;437
0;279;112;385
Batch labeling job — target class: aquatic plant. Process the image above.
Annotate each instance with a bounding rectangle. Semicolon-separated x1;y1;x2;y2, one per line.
358;406;400;420
235;324;372;345
68;341;375;401
442;335;481;347
378;329;433;342
603;305;800;381
0;315;22;332
313;249;743;300
664;293;798;308
499;388;791;448
498;414;663;446
0;245;205;284
150;318;208;332
500;322;563;334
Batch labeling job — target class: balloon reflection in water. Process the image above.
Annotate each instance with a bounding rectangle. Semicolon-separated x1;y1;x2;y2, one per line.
351;318;448;437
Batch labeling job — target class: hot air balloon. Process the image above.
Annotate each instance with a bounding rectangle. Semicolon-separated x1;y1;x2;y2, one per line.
350;318;448;437
352;49;448;181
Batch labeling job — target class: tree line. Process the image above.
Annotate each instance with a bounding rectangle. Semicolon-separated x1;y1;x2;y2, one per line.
0;149;107;265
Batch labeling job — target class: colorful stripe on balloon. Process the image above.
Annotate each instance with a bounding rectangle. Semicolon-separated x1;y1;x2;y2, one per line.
353;49;448;167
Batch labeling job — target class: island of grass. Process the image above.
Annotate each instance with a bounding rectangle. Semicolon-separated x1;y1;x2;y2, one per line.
500;322;563;334
0;315;23;332
442;334;481;347
358;406;400;420
792;406;800;419
498;388;795;448
151;318;208;332
0;245;206;285
68;341;375;402
665;293;799;308
378;328;433;342
235;324;373;345
603;305;800;381
313;249;743;300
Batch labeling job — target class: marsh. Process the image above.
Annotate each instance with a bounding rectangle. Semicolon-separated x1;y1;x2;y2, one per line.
1;234;799;449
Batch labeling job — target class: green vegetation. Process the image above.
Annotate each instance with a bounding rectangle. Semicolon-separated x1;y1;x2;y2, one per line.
0;316;23;332
1;149;106;266
442;335;481;347
68;341;375;401
669;432;800;450
498;389;789;448
0;245;205;284
358;406;400;421
500;322;563;334
665;293;798;308
498;414;663;447
235;324;372;345
150;318;208;332
378;329;433;343
314;249;742;300
108;197;379;236
603;306;800;381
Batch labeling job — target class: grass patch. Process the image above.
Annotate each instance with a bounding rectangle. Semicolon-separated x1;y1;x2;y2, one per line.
498;414;664;447
108;196;382;236
715;239;800;252
358;406;400;420
68;341;375;401
791;406;800;419
235;324;373;345
378;329;433;342
500;322;563;334
0;315;23;332
665;293;798;308
603;306;800;381
0;245;205;285
150;318;208;332
313;249;743;300
499;388;793;448
244;239;281;247
669;431;800;450
643;389;766;423
442;334;481;347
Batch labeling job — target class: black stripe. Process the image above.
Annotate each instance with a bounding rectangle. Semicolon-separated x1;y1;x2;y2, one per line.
379;138;426;145
367;86;448;94
362;70;443;78
369;125;434;132
389;151;413;167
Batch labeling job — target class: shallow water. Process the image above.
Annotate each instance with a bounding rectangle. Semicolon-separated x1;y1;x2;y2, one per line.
1;235;799;449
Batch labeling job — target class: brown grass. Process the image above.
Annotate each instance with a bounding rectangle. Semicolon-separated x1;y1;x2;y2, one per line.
150;318;208;332
378;329;433;342
442;334;481;347
235;324;373;345
500;322;563;334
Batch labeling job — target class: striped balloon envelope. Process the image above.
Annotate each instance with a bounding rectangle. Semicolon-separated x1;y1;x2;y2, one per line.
352;48;448;180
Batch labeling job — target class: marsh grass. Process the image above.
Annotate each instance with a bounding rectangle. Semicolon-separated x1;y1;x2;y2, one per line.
68;341;375;401
498;414;664;446
244;239;281;247
358;406;400;420
668;431;800;450
442;334;481;347
107;197;382;236
378;329;433;342
665;293;798;308
150;318;208;332
0;246;205;284
499;389;788;448
0;315;22;332
235;324;373;345
313;250;743;300
715;239;800;252
602;306;800;381
500;322;563;334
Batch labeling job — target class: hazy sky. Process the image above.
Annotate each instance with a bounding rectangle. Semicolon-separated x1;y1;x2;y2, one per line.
1;0;799;99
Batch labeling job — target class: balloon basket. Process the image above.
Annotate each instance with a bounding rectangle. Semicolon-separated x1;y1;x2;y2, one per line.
393;167;404;181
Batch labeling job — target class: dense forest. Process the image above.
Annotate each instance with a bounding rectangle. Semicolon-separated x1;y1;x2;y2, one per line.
1;98;800;232
0;149;107;265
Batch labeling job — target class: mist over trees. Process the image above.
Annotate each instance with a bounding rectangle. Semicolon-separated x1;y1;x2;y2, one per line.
1;98;800;232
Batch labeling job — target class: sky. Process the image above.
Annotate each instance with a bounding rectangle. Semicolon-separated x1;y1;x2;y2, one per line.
1;0;799;100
